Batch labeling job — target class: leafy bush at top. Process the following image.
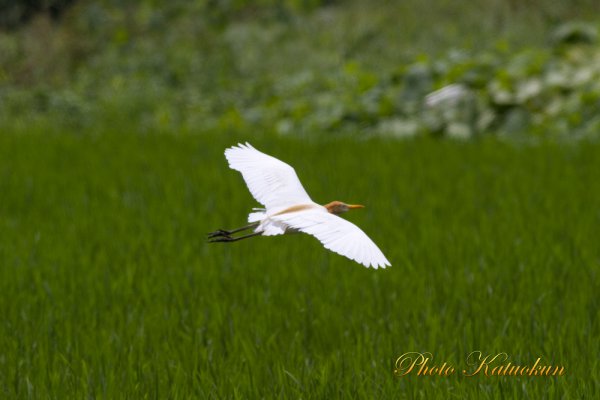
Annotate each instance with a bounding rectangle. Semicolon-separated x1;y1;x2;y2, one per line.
0;0;76;29
1;1;600;140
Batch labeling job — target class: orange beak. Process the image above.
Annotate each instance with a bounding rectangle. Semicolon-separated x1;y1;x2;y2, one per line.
348;204;365;209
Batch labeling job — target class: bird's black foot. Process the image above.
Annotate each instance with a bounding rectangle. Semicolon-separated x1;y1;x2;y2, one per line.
208;236;235;243
208;231;262;243
207;229;231;239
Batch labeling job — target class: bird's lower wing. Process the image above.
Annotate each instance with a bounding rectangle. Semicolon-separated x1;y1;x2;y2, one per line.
225;143;313;210
271;210;391;269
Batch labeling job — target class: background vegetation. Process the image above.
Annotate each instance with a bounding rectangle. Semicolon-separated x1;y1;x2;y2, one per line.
1;0;599;398
2;133;599;398
2;0;600;139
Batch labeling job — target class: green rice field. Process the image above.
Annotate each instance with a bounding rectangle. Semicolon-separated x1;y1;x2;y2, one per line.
0;132;598;398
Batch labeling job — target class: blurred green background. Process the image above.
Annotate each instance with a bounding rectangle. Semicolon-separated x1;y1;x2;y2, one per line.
1;0;600;398
2;0;600;139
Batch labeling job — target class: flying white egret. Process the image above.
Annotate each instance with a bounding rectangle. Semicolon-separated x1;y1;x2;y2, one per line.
208;143;391;269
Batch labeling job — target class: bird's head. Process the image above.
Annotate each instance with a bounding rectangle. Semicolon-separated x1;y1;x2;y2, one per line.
324;201;365;215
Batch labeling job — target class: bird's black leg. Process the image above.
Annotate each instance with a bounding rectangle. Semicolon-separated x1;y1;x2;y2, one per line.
207;222;259;239
208;231;262;243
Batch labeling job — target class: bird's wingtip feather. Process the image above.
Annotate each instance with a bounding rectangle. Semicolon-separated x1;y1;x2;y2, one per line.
224;142;252;151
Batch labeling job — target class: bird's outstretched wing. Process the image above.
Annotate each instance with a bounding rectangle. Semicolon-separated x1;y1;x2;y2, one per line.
271;209;391;269
225;143;313;210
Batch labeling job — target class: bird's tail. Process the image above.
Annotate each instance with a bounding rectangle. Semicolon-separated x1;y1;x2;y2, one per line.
247;208;266;223
248;208;288;236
